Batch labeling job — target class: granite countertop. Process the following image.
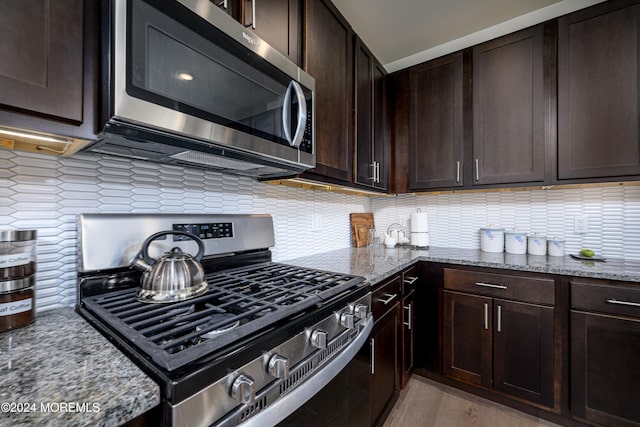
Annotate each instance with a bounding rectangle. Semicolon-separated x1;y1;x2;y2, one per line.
286;245;640;285
0;308;160;427
2;245;637;427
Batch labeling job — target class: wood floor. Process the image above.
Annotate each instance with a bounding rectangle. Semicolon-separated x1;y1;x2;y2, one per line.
383;376;562;427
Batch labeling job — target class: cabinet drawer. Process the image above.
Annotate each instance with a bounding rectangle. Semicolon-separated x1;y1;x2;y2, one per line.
372;275;401;320
443;268;555;305
571;279;640;318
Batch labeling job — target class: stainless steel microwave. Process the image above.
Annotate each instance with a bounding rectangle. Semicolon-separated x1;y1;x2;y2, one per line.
87;0;315;178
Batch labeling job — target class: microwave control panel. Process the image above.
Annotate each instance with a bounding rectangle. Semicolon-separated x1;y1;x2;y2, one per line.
172;223;233;240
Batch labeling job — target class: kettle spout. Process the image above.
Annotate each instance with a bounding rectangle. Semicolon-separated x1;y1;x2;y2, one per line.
131;253;153;273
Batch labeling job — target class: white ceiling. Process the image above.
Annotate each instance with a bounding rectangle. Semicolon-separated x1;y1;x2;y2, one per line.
330;0;606;72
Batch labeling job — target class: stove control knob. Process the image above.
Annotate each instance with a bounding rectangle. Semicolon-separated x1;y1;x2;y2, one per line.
267;354;290;380
353;304;369;320
340;312;355;329
310;329;328;349
230;374;255;405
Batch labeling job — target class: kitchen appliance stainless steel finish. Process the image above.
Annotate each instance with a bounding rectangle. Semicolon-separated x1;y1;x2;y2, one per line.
76;214;371;426
86;0;315;179
131;230;208;303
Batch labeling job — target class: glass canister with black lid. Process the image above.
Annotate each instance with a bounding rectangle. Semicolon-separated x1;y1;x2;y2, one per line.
0;230;36;332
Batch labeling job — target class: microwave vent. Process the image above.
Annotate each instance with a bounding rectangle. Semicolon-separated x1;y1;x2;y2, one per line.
170;150;263;171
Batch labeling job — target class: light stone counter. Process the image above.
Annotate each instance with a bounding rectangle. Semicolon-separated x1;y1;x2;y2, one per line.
285;245;640;284
0;308;160;427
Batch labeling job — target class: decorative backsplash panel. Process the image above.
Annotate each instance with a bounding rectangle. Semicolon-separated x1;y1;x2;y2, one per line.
4;147;639;312
0;150;369;312
371;186;640;262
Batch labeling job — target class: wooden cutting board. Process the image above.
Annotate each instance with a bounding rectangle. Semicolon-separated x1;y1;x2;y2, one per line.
350;213;375;247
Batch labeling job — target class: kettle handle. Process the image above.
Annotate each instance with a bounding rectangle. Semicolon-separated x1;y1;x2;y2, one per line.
139;230;205;265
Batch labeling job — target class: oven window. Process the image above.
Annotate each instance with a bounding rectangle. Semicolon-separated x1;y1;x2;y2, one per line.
127;0;310;149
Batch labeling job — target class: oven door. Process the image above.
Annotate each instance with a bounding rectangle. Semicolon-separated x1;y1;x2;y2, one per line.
276;342;371;427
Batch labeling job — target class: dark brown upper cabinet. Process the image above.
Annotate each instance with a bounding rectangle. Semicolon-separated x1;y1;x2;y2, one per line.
408;52;464;191
557;0;640;181
301;0;354;183
240;0;301;66
0;0;99;142
354;37;388;191
472;24;548;186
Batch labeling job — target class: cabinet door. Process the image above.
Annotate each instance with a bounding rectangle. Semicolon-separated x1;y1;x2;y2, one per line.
443;291;492;388
354;38;388;191
354;37;375;186
0;0;84;123
373;59;388;191
400;289;415;389
241;0;300;65
493;299;554;407
571;310;640;426
370;303;399;426
409;52;464;190
558;2;640;180
303;0;353;182
472;25;546;185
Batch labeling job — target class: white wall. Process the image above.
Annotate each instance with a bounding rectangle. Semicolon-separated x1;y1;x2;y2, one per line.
372;186;640;261
0;150;370;312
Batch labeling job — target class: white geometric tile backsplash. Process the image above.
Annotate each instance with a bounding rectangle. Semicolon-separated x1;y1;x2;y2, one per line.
371;186;640;262
3;148;640;313
0;149;370;312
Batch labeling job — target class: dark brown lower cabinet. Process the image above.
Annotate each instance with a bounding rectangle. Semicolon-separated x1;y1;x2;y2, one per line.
400;289;415;388
571;311;640;426
443;291;492;388
369;303;399;426
493;299;554;407
443;290;554;407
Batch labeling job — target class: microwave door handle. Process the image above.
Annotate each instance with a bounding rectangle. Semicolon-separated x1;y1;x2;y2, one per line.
282;82;294;146
289;80;307;148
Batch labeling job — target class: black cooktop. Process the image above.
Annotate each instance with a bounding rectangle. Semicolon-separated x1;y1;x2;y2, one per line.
81;262;363;371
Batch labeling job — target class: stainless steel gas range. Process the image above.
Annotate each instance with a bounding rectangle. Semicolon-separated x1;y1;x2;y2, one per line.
76;213;372;426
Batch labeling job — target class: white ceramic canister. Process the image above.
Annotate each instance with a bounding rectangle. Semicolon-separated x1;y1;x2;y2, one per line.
547;237;565;257
504;230;527;255
527;233;547;256
480;227;505;253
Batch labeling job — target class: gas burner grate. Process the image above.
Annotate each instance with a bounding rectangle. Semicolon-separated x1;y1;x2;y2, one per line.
82;263;363;371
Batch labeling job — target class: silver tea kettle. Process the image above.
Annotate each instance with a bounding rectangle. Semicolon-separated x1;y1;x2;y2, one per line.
131;230;208;303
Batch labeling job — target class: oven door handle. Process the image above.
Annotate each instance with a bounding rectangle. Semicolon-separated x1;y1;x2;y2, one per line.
240;316;373;427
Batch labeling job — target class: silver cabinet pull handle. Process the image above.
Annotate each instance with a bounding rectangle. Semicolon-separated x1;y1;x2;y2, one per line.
404;304;412;329
223;0;227;9
456;160;461;183
475;282;507;289
370;162;376;182
497;304;502;332
251;0;256;28
483;303;488;330
403;276;418;285
370;338;375;374
607;299;640;308
474;158;480;181
379;293;397;305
